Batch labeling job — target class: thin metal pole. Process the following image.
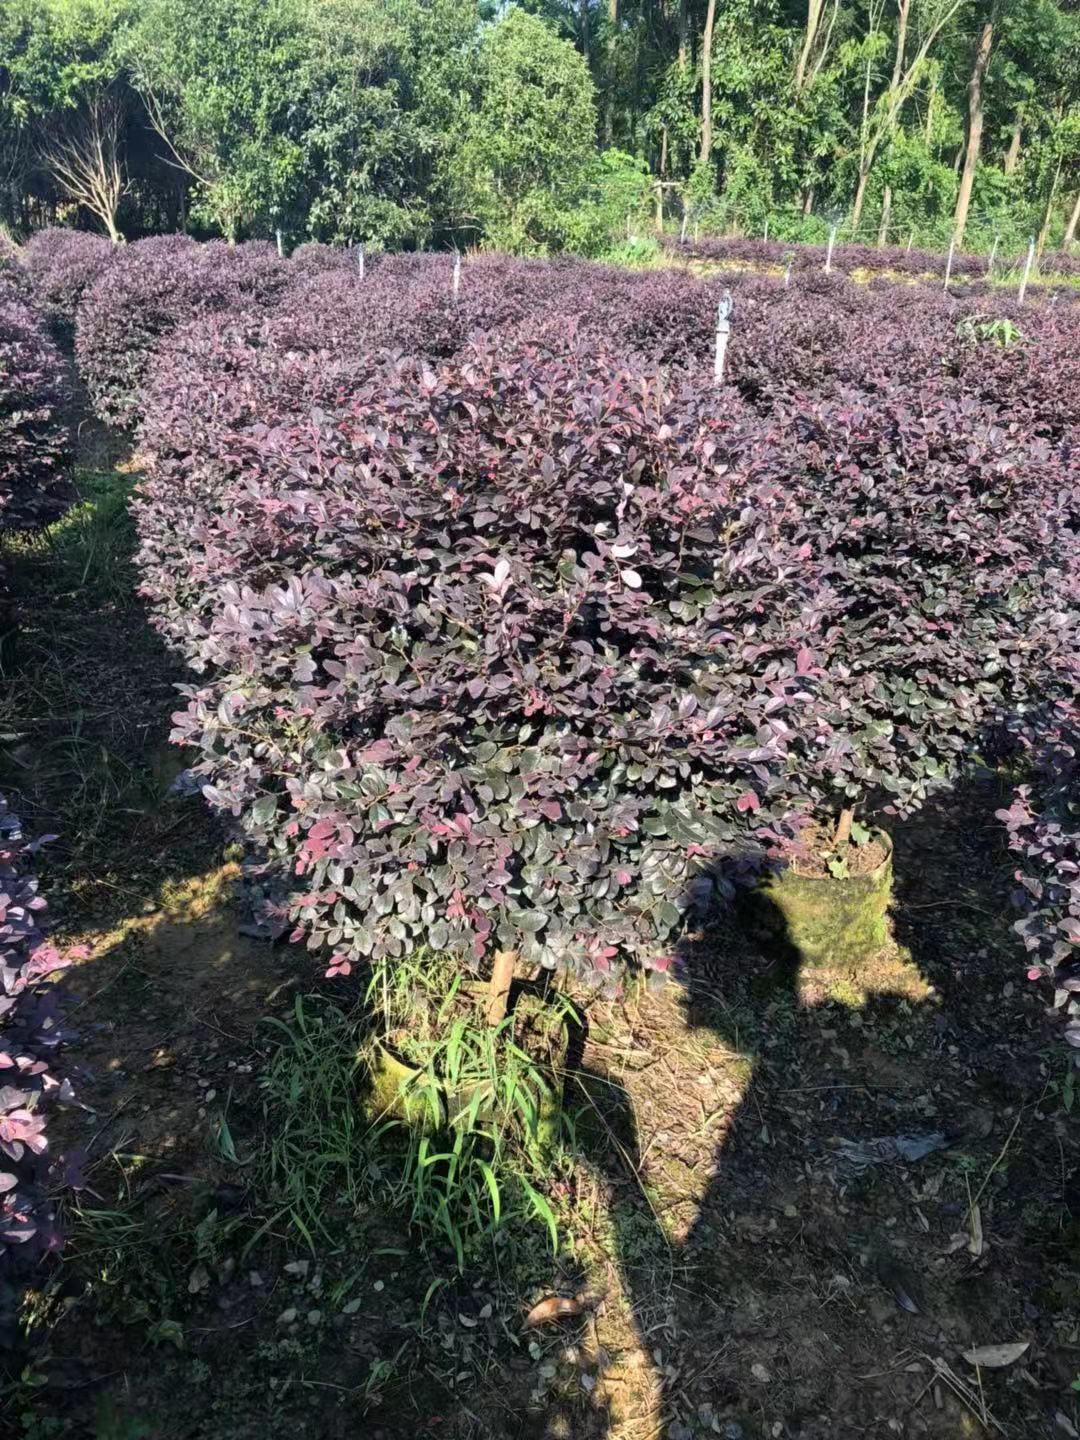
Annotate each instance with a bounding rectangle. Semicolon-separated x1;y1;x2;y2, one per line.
1018;236;1035;304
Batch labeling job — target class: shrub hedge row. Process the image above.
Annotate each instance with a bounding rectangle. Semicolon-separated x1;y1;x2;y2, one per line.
0;796;78;1346
23;227;116;333
128;256;1080;991
0;268;71;623
75;237;291;427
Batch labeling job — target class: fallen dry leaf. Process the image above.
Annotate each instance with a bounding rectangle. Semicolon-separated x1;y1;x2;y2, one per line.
524;1294;591;1328
961;1341;1030;1369
968;1203;985;1258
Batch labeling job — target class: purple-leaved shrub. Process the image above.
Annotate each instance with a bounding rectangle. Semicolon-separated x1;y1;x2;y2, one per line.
0;274;71;621
23;228;116;332
128;250;1080;984
0;796;79;1346
75;238;292;427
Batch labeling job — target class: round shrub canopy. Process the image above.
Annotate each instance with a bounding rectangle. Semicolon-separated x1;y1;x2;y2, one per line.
131;256;1080;979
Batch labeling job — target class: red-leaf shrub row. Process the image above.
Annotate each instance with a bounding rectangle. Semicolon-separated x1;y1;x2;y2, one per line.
0;796;78;1346
23;228;116;332
664;234;1080;282
289;241;356;279
0;271;71;570
75;237;292;427
131;256;1080;981
998;699;1080;1050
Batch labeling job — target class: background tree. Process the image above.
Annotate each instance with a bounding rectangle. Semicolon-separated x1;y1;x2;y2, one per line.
3;0;1079;254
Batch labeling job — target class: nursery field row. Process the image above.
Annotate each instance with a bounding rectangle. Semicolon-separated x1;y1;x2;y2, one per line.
663;231;1080;284
8;227;1080;1009
17;228;1080;989
3;226;1080;1438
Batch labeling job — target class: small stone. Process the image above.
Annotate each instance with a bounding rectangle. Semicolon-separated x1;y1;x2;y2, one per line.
307;1310;322;1326
277;1308;297;1325
373;1279;385;1292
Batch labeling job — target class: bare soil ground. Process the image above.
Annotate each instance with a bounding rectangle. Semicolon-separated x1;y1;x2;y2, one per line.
2;420;1078;1440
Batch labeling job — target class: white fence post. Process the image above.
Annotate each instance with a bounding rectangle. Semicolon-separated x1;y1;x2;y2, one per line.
452;249;461;302
1018;236;1035;304
714;292;732;386
825;223;838;274
275;228;283;258
943;236;955;290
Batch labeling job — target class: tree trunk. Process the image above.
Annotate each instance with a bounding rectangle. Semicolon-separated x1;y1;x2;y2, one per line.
487;950;517;1027
1064;188;1080;250
877;185;892;246
890;0;911;92
1003;109;1022;174
656;126;668;232
803;185;815;216
603;0;618;146
699;0;717;164
581;0;590;64
953;14;995;250
1037;159;1062;254
851;161;872;231
678;0;689;68
925;79;935;141
795;0;825;93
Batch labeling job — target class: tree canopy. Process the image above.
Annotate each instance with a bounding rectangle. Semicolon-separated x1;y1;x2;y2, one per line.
1;0;1078;253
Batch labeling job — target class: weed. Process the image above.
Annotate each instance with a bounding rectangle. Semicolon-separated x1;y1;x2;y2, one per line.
956;313;1024;348
257;963;579;1275
66;1184;248;1334
256;995;370;1249
364;954;578;1268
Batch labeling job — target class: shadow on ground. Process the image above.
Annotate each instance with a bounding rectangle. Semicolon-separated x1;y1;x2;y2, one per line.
547;775;1080;1440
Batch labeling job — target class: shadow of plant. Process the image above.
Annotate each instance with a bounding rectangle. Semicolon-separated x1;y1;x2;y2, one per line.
569;773;1079;1440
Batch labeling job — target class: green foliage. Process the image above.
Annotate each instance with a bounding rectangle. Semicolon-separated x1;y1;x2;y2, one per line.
443;9;599;253
257;967;576;1274
4;0;1080;255
363;955;576;1269
123;0;310;240
956;312;1024;347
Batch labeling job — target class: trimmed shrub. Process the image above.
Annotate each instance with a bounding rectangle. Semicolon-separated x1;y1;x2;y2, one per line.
75;237;292;427
139;337;824;976
23;228;116;332
289;241;354;278
999;700;1080;1050
0;796;78;1346
134;258;1080;983
0;280;70;537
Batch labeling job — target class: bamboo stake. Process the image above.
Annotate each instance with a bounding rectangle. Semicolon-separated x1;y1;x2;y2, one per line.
487;950;517;1027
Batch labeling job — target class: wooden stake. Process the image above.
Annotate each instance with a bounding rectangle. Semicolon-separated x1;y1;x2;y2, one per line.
987;234;999;273
825;223;838;274
357;242;365;280
452;249;461;301
487;949;516;1027
275;228;283;258
943;236;955;290
833;806;855;849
